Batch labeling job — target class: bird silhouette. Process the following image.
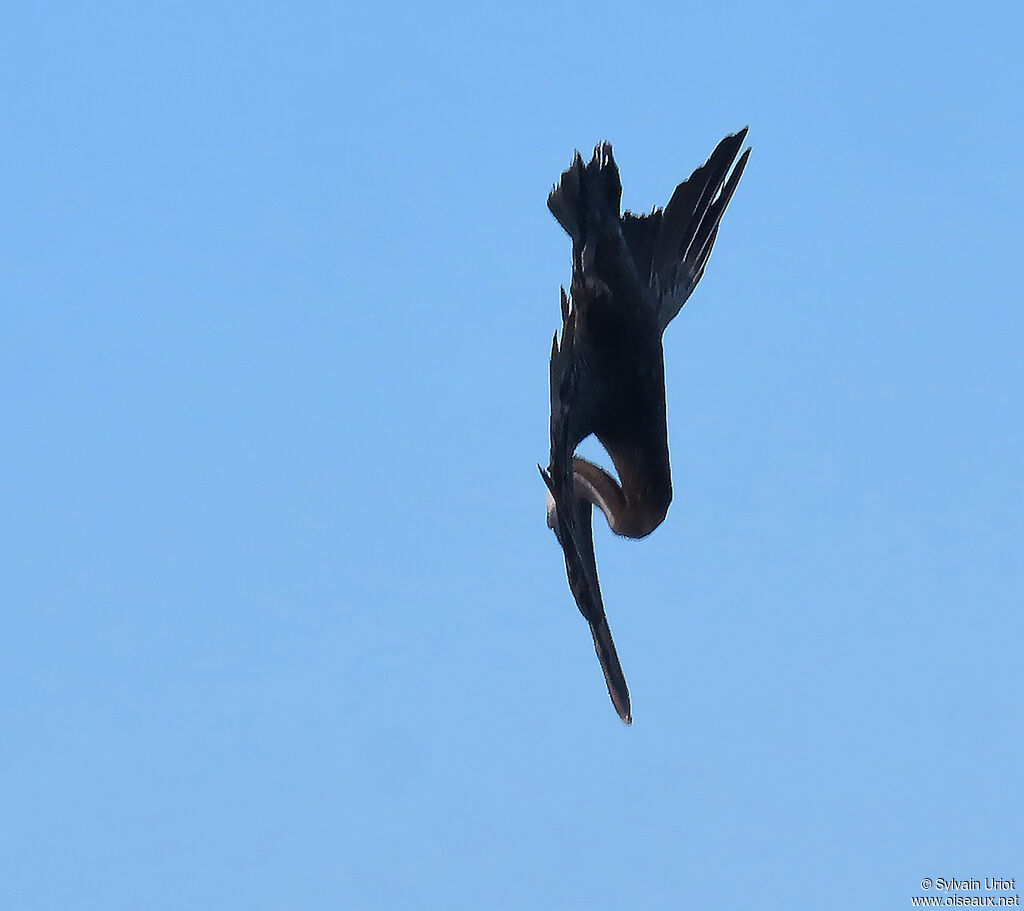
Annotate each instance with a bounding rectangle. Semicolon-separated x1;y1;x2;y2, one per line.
541;130;750;723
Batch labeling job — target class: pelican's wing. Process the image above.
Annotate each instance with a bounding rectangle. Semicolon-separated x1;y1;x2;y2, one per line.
632;128;750;330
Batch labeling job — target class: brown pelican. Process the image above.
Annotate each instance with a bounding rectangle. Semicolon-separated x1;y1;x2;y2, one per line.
540;130;750;723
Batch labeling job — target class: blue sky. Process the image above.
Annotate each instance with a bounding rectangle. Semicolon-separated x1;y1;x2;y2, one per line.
2;1;1022;908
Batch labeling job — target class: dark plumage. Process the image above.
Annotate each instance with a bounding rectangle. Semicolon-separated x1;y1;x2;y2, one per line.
541;130;750;723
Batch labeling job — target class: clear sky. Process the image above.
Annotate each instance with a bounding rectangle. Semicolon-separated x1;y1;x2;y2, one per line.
2;1;1022;909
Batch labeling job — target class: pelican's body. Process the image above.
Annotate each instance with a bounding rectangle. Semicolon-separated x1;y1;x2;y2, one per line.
542;131;750;722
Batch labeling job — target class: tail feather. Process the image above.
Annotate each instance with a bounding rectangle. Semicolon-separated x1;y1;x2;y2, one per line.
620;209;662;285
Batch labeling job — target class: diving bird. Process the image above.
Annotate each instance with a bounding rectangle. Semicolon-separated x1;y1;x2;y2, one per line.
540;129;750;723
